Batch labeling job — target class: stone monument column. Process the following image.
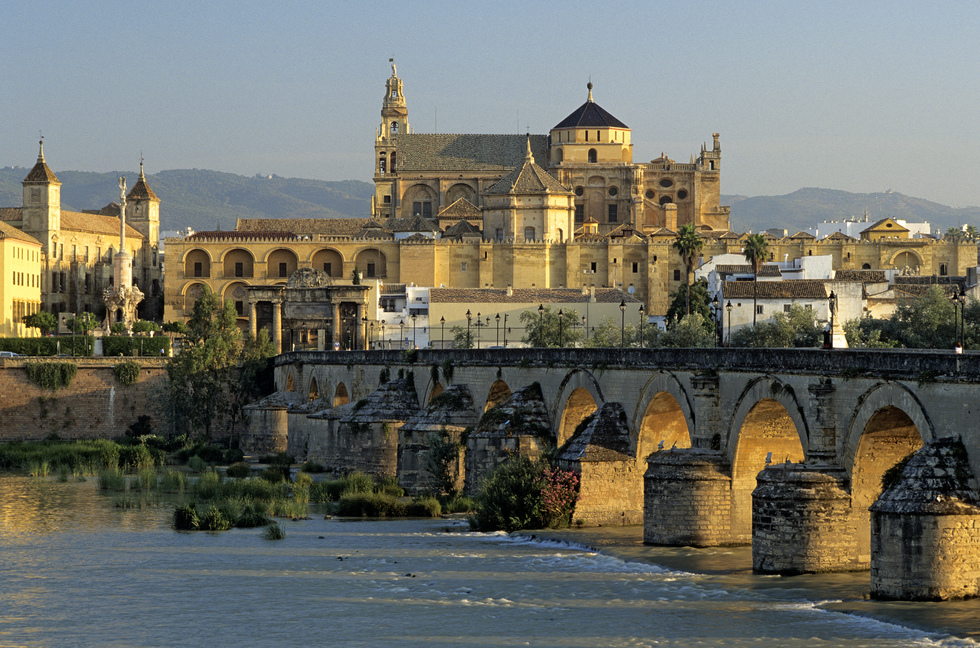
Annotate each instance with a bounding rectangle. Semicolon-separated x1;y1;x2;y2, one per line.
272;299;282;355
331;302;341;349
249;301;258;338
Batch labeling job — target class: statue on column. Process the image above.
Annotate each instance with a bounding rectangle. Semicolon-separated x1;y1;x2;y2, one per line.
103;175;144;331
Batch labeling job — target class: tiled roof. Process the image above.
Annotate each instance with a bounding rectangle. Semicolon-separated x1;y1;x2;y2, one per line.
188;230;296;241
0;208;22;222
429;287;640;305
862;218;909;233
893;284;960;297
437;198;481;221
789;231;816;239
553;88;629;129
395;134;548;172
0;221;41;245
353;223;394;240
834;269;887;283
484;154;569;195
716;264;781;277
824;231;856;241
24;154;60;184
443;219;482;238
893;275;964;285
237;218;376;237
388;215;440;232
128;169;159;201
645;227;676;237
380;283;406;295
722;280;828;300
607;224;646;240
60;211;143;239
402;232;433;242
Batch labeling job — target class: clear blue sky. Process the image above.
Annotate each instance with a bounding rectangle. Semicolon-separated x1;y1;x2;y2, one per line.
3;1;979;207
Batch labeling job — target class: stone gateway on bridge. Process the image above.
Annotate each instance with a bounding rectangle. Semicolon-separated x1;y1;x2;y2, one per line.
244;347;980;601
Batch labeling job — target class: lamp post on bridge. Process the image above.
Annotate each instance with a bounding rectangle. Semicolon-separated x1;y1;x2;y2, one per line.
710;297;720;347
411;313;417;349
440;316;445;349
537;304;545;347
638;304;645;348
495;313;500;347
619;300;626;348
726;301;732;347
466;309;472;349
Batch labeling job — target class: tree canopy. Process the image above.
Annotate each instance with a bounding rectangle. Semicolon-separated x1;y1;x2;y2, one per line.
673;224;704;316
520;306;585;348
23;311;57;335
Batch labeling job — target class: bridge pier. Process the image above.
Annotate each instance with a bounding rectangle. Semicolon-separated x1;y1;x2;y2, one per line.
242;395;290;456
871;438;980;600
690;373;723;449
752;464;858;574
644;448;735;546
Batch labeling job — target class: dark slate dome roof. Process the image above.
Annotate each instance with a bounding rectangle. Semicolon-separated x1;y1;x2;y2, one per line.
553;83;628;130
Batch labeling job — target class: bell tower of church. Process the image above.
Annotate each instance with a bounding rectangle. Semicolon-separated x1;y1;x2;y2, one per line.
21;138;61;255
373;59;410;219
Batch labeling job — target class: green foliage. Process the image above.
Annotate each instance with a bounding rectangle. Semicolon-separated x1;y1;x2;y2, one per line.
351;267;362;284
198;505;233;531
471;456;545;532
665;278;714;327
110;322;128;335
730;304;822;348
102;336;170;357
113;361;142;386
451;326;473;349
662;313;717;348
173;504;200;530
673;224;705;316
336;491;406;517
98;467;127;491
131;320;160;334
226;462;252;479
406;497;442;517
262;523;286;540
300;461;325;474
162;321;189;335
0;439;122;473
159;470;187;493
520;306;585;348
119;445;159;470
167;287;273;440
66;312;98;335
846;287;967;350
23;311;57;335
0;335;94;356
743;233;770;325
25;361;77;390
425;430;462;496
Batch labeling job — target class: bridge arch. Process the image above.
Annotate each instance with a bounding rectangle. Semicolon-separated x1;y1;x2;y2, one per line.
842;381;933;563
632;371;694;461
307;376;320;402
333;382;350;407
484;379;512;412
553;369;603;447
728;376;809;543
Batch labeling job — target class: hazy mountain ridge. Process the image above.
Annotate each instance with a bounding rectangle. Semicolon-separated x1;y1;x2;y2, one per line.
3;166;978;237
724;188;980;235
0;167;374;234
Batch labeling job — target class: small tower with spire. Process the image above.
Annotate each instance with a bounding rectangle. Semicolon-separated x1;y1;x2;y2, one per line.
373;58;410;219
126;160;160;245
21;137;62;253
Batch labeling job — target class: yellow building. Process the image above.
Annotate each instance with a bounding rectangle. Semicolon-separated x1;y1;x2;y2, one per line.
0;221;42;337
0;141;163;321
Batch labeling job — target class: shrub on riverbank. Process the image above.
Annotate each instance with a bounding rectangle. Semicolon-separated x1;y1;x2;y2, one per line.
470;456;579;532
0;439;124;473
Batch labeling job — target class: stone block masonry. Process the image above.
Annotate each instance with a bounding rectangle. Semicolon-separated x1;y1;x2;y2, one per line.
0;358;168;441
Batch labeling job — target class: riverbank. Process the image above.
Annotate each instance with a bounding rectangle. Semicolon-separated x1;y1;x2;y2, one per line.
520;525;980;643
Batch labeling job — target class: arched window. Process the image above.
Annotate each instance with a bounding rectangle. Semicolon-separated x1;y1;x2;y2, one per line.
862;263;871;269
391;121;399;134
524;227;536;241
588;149;597;163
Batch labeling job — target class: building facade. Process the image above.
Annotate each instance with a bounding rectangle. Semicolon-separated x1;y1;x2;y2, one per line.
0;142;163;322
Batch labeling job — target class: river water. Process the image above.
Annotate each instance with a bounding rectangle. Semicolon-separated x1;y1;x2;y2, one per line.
1;475;978;648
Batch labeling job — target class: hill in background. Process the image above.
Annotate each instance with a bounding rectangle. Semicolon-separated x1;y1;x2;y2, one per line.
0;167;374;234
3;167;979;237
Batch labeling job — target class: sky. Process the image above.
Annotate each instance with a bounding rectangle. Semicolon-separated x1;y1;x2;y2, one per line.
3;1;980;207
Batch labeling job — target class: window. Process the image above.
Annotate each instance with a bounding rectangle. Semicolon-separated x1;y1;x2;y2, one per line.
588;149;597;163
608;204;618;223
496;228;503;241
235;301;244;316
235;262;244;277
279;262;288;278
367;263;376;278
383;195;391;204
524;227;536;241
84;274;90;294
575;204;584;222
52;271;58;291
461;262;467;272
757;305;764;315
673;269;681;281
412;201;432;218
97;247;101;261
378;158;386;174
783;304;791;313
632;262;639;273
194;262;203;277
85;246;89;262
940;263;948;276
590;262;597;273
323;262;332;276
391;121;398;134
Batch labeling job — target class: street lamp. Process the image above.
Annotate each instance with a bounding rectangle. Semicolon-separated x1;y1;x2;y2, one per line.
466;309;472;349
538;304;545;347
726;301;732;347
399;318;405;349
959;287;967;349
380;319;386;350
440;316;445;349
638;304;645;348
495;313;500;347
828;291;838;349
411;313;417;349
619;300;626;348
503;313;509;347
711;297;720;346
558;309;564;348
369;321;375;347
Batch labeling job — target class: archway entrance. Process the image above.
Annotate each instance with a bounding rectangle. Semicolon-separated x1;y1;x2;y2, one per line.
731;398;805;543
557;387;597;447
636;392;690;462
485;380;511;412
333;382;350;407
851;406;923;562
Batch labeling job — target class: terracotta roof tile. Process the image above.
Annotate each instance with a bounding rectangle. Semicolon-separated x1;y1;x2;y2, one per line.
60;211;143;239
437;198;481;221
0;221;41;245
188;230;297;241
237;218;376;237
0;208;23;222
834;269;887;283
395;134;548;172
722;280;828;300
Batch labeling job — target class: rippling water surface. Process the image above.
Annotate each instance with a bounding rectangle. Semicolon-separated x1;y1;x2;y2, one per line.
0;475;978;648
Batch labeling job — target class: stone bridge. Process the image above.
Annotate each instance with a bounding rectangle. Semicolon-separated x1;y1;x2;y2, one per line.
247;347;980;600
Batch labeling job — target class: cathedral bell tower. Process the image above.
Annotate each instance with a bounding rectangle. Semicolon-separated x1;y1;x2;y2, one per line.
21;138;62;255
373;59;410;219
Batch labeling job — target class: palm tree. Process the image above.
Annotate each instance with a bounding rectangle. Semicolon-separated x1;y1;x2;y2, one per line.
743;233;769;326
673;224;704;316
